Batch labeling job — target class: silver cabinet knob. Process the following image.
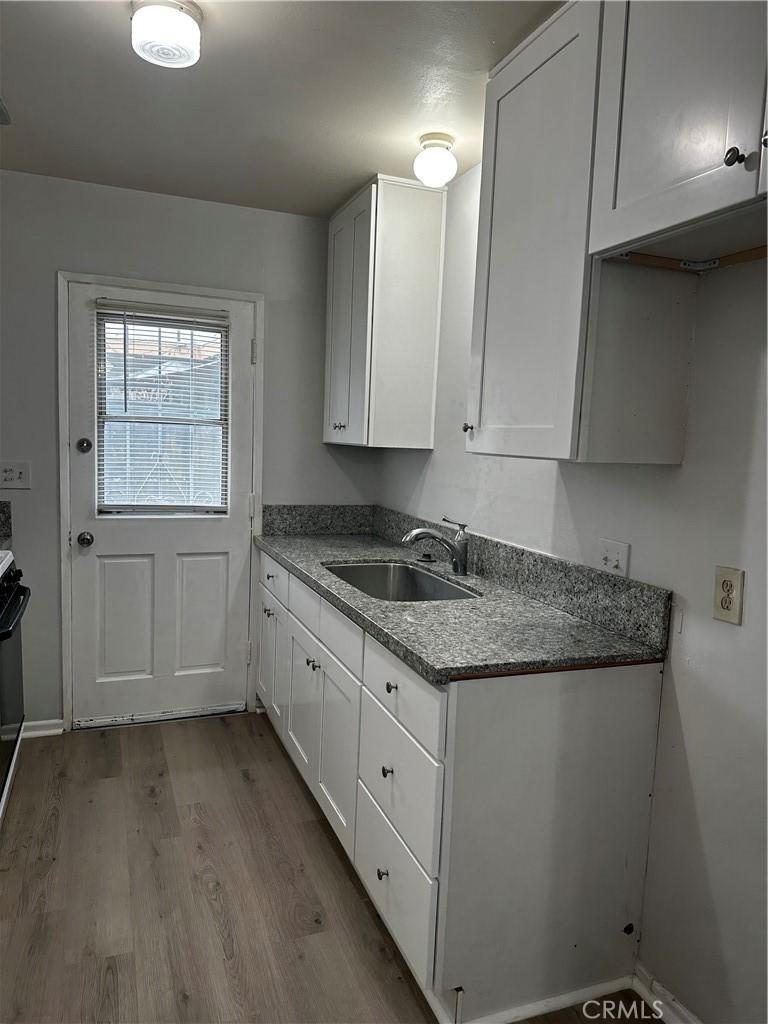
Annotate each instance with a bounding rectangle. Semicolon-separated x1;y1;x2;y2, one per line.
462;422;474;433
77;531;94;548
385;681;398;693
265;609;274;618
762;132;767;149
266;573;275;580
305;657;320;671
381;765;394;778
724;146;746;166
376;868;389;880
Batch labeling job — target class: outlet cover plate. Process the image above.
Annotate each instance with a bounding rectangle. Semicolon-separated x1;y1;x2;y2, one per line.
1;461;31;489
598;538;630;577
713;566;744;625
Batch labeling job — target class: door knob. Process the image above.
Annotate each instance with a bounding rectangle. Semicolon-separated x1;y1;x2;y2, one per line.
77;531;94;548
723;146;746;166
76;437;93;453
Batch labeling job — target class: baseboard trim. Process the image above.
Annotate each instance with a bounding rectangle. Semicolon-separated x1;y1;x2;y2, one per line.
423;976;636;1024
23;719;65;738
632;963;701;1024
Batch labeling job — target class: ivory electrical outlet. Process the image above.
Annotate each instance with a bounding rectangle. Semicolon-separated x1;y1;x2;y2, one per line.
1;461;31;489
713;566;745;625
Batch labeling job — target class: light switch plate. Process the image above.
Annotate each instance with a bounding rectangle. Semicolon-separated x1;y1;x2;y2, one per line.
598;538;630;577
1;461;31;489
713;566;745;625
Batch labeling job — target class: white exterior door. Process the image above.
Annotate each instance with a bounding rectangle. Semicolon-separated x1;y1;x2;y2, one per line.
67;280;258;727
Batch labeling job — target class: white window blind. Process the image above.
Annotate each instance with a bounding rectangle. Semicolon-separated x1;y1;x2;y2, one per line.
95;300;230;514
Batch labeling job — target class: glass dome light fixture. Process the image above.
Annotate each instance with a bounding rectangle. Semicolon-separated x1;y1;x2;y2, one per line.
413;132;458;188
131;0;202;69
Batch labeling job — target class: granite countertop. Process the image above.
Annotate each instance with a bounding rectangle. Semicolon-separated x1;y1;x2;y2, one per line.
0;536;12;551
254;534;666;686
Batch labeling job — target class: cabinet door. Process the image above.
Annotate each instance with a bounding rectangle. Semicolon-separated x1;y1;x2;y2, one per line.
285;615;320;788
315;651;361;857
267;600;290;740
323;185;376;446
467;2;601;460
256;584;275;710
590;1;766;254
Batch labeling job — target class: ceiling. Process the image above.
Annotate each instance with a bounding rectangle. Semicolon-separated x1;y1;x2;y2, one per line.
0;1;559;217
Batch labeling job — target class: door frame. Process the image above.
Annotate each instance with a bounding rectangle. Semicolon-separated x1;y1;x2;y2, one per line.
57;271;265;731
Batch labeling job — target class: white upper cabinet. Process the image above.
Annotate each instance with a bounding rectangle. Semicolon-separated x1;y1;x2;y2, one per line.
323;175;445;449
590;1;767;254
467;2;601;461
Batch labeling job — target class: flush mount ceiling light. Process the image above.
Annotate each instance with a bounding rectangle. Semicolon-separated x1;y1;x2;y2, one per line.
131;0;202;68
413;133;458;188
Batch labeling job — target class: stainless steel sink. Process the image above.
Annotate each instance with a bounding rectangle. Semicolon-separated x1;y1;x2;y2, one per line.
324;562;478;602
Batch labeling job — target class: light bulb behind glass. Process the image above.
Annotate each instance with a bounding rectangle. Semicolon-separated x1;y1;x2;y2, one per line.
413;135;458;188
131;2;201;68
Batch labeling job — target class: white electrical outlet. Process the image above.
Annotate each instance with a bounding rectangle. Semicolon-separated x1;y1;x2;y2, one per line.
713;566;745;625
598;538;630;577
1;461;31;489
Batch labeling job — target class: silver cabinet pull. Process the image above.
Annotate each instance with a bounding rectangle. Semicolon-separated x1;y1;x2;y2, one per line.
265;609;274;618
381;765;394;778
376;868;389;880
462;422;474;433
385;681;398;693
266;572;275;580
724;146;746;166
305;657;320;671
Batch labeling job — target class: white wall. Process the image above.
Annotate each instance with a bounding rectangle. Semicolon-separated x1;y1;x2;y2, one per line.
0;170;378;721
375;165;767;1024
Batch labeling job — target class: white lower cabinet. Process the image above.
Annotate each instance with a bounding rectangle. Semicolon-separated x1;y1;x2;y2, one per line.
285;614;319;789
316;652;361;857
354;780;438;990
283;607;362;858
260;560;663;1023
358;688;443;877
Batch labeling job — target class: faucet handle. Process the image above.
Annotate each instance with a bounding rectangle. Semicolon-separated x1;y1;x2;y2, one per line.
442;515;469;538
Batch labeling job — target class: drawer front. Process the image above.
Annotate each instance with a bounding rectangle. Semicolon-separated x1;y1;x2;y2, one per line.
354;781;437;989
320;599;364;679
364;637;446;757
260;552;289;607
359;688;443;877
289;574;321;635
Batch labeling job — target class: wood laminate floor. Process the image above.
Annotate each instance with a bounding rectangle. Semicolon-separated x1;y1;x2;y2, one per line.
0;714;647;1024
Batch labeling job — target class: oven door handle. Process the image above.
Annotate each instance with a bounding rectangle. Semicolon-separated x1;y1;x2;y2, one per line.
0;586;31;642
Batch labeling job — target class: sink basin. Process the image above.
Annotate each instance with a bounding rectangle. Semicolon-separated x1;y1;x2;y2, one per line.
325;562;478;602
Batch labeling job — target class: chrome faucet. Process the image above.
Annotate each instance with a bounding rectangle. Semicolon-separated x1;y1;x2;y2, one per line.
401;516;469;576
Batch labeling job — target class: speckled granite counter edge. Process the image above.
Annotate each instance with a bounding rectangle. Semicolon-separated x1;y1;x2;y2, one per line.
254;535;665;686
0;536;12;551
0;501;11;540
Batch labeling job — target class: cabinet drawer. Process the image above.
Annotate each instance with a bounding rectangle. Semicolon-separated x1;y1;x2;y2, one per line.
354;781;437;989
359;688;443;877
260;552;289;607
364;637;446;757
320;599;363;679
289;574;321;635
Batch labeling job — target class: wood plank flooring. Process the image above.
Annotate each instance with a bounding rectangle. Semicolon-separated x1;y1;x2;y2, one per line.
0;714;647;1024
